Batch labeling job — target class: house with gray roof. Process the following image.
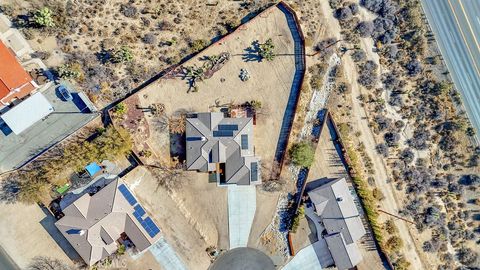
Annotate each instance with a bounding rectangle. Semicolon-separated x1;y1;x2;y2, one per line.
186;112;261;185
307;178;366;270
55;178;161;266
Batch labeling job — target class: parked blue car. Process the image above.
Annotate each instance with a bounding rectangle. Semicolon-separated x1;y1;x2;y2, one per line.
58;85;73;101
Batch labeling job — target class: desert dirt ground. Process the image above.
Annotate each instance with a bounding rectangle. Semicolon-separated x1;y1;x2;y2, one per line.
0;203;77;269
114;4;297;261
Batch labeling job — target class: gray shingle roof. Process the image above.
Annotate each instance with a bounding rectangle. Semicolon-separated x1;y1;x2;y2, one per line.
186;112;260;185
55;178;161;265
324;233;362;270
307;178;366;269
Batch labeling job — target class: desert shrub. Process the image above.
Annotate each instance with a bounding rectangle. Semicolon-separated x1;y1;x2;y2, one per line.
383;44;399;59
57;63;82;80
457;247;478;267
439;134;458;152
351;50;366;62
424;206;441;227
459;175;480;186
114;102;127;116
142;33;156;44
157;20;174;31
289;142;315;168
408;126;430;150
315;38;337;59
329;0;343;9
112;46;134;63
224;18;241;31
423;240;437;252
348;3;359;15
361;0;396;18
356;21;374;37
389;94;403;107
33;7;55;27
385;235;403;252
189;39;208;53
393;256;410;270
384;131;400;146
372;188;384;200
376;143;389;157
120;4;137;18
358;60;378;89
384;219;397;234
374;115;392;132
400;148;415;164
335;7;352;21
406;59;422;76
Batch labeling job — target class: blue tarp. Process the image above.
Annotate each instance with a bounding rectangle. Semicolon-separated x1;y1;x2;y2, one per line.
85;162;101;176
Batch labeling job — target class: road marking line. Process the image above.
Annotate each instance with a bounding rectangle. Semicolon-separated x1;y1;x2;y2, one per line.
458;0;480;53
447;0;480;80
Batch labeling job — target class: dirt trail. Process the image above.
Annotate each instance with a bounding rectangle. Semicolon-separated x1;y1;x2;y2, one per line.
344;54;426;269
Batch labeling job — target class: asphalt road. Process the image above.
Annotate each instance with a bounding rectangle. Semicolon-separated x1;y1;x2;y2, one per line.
421;0;480;139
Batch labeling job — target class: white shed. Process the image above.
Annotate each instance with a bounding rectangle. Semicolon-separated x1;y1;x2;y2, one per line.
1;92;54;134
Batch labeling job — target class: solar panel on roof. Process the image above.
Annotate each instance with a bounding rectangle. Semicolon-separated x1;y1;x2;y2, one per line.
134;205;146;217
218;124;238;131
241;134;248;150
213;130;233;137
251;162;258;181
118;184;137;206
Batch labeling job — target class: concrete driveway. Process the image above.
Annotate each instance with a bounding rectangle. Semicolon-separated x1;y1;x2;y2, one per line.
282;241;330;270
227;185;256;249
148;236;187;270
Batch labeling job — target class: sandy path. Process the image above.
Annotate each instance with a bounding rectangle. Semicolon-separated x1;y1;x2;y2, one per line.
344;54;426;269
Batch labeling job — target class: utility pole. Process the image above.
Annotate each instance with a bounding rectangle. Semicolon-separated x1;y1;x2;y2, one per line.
379;209;417;225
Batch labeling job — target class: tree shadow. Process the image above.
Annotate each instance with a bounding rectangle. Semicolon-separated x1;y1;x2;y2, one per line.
0;176;20;203
241;40;262;62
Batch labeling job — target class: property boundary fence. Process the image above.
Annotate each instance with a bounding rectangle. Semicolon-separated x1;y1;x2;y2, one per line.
272;2;307;179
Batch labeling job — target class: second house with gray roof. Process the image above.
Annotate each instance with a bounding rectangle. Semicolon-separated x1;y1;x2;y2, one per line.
186;112;261;185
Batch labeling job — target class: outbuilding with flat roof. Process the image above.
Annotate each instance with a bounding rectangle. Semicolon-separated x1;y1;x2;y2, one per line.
0;92;53;134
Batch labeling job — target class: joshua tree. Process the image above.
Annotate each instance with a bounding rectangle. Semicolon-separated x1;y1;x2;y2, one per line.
183;65;205;92
258;38;275;61
33;7;55;27
112;46;134;63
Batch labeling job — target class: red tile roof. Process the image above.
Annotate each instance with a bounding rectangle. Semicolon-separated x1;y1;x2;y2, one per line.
0;40;36;105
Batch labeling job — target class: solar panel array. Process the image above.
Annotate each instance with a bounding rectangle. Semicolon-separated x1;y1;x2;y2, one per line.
213;130;234;137
118;184;137;206
251;162;258;182
118;184;160;238
218;124;238;130
241;134;249;150
141;217;161;238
